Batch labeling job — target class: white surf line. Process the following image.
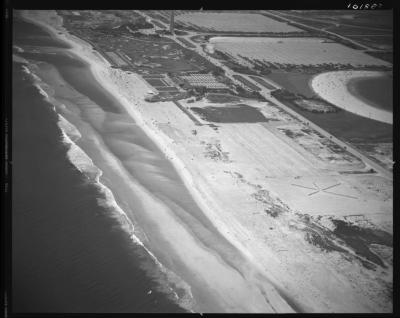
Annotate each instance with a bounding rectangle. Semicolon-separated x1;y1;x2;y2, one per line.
22;61;197;311
19;12;197;312
22;10;296;313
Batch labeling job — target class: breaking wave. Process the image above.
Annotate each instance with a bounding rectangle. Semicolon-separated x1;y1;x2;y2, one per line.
25;64;195;311
58;111;195;312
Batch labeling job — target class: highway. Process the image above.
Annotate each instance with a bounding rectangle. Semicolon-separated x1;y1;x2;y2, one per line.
262;10;377;51
137;10;393;180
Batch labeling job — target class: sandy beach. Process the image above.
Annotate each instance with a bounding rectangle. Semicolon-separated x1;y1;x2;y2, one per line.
20;10;297;313
311;71;392;124
19;10;393;313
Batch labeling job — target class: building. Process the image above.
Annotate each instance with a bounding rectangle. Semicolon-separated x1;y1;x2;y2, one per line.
179;74;228;89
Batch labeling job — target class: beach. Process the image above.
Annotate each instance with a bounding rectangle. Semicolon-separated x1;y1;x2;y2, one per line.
311;71;393;124
12;61;187;313
19;10;296;313
16;10;393;313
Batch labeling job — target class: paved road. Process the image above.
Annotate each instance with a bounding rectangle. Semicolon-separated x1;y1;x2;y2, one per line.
269;11;391;32
173;100;203;126
136;10;393;180
262;10;376;51
261;93;393;179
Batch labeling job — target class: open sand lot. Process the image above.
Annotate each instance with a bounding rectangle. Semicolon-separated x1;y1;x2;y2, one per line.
141;94;393;312
20;10;392;314
176;12;302;33
210;37;390;67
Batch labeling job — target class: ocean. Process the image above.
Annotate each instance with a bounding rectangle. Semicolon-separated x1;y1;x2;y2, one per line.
12;16;186;313
349;75;393;112
12;13;306;313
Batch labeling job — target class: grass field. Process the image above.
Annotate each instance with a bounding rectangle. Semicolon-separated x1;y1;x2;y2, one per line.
206;93;242;103
176;12;303;33
191;104;268;123
145;78;167;87
276;96;392;144
266;72;316;97
210;37;390;67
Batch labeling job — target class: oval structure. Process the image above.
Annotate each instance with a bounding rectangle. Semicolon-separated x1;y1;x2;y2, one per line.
311;71;392;125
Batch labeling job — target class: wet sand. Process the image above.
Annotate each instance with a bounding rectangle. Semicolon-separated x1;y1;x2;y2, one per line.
20;11;295;313
18;10;393;314
12;61;186;312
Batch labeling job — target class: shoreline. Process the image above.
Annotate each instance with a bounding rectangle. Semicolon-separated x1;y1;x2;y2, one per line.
17;10;393;314
311;70;392;125
17;12;200;311
17;60;194;310
20;10;295;313
347;75;392;112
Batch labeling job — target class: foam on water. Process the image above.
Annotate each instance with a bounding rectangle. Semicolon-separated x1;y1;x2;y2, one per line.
58;114;82;141
57;113;195;311
26;67;195;312
33;83;50;99
13;45;25;53
13;14;196;311
13;54;29;64
21;64;31;74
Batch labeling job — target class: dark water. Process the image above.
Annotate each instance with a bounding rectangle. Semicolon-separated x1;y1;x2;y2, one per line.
13;17;71;49
12;16;185;313
266;72;392;144
349;75;393;112
20;51;122;114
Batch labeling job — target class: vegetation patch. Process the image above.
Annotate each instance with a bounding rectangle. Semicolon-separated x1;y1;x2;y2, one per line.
332;219;392;268
297;214;392;270
191;104;268;123
206;93;242;103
